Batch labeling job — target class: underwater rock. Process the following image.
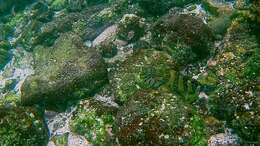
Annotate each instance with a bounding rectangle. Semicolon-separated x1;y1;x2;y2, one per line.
206;19;259;142
67;133;90;146
117;14;146;42
110;49;175;104
0;94;49;146
116;90;209;145
92;24;118;47
0;0;35;16
66;0;86;11
50;133;69;146
201;0;233;16
67;0;108;12
208;132;241;146
152;14;214;62
49;0;67;11
0;40;11;69
21;33;108;109
92;24;118;58
32;13;80;47
208;14;232;37
69;99;116;146
136;0;196;16
30;1;53;22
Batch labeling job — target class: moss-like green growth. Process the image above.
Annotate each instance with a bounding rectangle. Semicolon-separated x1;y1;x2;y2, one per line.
207;19;259;142
96;41;118;58
201;0;219;16
50;0;67;10
136;0;196;16
0;40;11;69
110;49;175;104
152;14;213;61
244;47;260;79
0;0;34;16
66;0;87;11
21;33;108;110
208;14;233;37
116;90;208;145
31;13;79;47
70;100;116;146
190;115;208;146
168;70;199;104
165;41;197;67
0;94;49;146
117;14;146;42
52;133;69;146
250;0;260;24
197;71;218;87
0;12;26;40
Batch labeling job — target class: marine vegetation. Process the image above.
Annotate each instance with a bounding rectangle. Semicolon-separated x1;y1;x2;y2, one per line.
0;0;258;145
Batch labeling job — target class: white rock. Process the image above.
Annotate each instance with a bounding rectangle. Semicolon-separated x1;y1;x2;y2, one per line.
208;132;240;146
92;24;118;47
68;133;90;146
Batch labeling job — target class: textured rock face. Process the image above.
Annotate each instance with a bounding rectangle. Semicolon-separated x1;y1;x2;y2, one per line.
0;0;259;145
206;20;259;142
110;49;176;104
117;14;146;42
152;14;213;61
0;0;35;16
115;90;208;146
21;33;108;109
69;99;116;146
0;94;49;146
136;0;195;16
0;40;11;69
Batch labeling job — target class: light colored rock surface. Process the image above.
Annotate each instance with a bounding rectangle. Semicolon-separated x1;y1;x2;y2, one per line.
46;106;77;137
208;132;240;146
47;141;56;146
68;133;90;146
0;47;34;96
92;24;118;47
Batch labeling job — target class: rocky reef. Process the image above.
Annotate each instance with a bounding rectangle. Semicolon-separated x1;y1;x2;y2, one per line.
0;0;259;145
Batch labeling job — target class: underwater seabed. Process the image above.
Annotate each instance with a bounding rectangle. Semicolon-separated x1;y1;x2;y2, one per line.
0;0;259;145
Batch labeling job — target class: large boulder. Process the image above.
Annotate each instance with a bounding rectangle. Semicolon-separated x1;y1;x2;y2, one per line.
0;94;48;146
110;49;176;104
152;14;214;63
117;14;146;43
31;13;80;47
203;19;259;142
115;90;209;145
21;33;108;109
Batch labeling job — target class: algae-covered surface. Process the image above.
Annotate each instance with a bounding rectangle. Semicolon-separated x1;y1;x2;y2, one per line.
0;0;259;145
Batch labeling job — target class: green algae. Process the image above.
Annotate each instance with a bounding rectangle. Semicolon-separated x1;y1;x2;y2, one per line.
110;49;175;104
70;100;116;146
0;0;259;145
0;94;48;146
52;133;69;146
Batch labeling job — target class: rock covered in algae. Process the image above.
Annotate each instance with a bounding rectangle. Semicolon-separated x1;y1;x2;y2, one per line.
115;90;209;145
0;40;11;69
136;0;196;16
0;93;49;146
110;49;176;104
152;14;214;62
117;14;146;42
21;32;108;109
70;99;116;146
204;18;259;143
